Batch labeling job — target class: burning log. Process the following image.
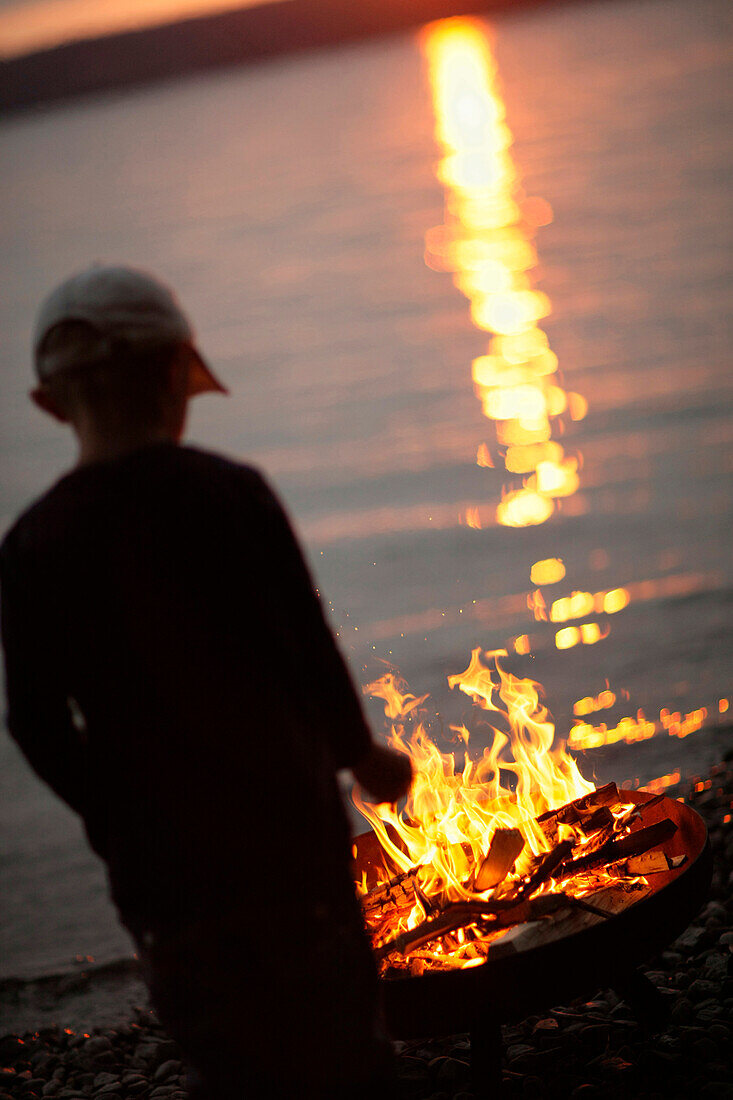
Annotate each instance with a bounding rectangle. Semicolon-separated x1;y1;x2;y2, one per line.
613;804;642;831
363;795;680;971
355;653;702;978
375;888;622;963
537;785;624;847
486;838;576;909
552;818;678;880
364;808;679;973
374;902;487;961
474;827;525;891
610;792;667;834
625;851;668;875
537;782;619;831
361;869;418;919
375;893;575;961
574;813;618;859
580;806;615;834
626;851;687;875
515;839;575;899
488;879;653;958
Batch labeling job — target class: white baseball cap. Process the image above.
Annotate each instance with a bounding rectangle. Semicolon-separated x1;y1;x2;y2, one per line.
33;264;228;396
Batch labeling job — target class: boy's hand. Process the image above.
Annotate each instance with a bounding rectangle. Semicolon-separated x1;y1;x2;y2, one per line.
353;743;413;805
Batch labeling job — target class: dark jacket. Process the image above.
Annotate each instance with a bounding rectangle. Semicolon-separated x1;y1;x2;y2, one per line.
0;443;371;934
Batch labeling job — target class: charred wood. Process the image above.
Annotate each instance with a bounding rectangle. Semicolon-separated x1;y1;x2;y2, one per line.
515;839;575;900
552;818;678;879
374;886;622;962
613;804;642;831
580;806;615;834
575;818;618;859
374;892;576;960
361;869;418;918
475;827;525;891
537;783;619;831
625;850;687;875
625;851;668;875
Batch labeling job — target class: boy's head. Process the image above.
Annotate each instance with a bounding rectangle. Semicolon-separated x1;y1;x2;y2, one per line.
31;265;226;436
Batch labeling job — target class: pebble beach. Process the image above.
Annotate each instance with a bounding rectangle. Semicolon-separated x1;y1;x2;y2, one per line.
2;756;731;1100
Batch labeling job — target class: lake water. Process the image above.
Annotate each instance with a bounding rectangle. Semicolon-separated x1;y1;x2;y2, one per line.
0;0;731;1027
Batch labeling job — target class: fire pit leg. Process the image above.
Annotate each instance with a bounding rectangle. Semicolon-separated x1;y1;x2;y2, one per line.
470;1009;503;1098
612;967;671;1030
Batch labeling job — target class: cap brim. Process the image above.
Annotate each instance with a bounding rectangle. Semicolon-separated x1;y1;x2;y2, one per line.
187;348;228;397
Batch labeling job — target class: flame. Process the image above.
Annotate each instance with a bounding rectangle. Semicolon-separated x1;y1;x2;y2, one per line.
354;649;600;967
421;18;584;527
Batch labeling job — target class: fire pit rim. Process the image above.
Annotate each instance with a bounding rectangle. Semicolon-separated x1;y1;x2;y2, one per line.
354;789;711;1037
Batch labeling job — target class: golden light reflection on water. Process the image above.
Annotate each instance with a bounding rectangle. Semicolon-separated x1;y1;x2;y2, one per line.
530;557;566;586
574;690;617;717
395;18;728;787
567;705;713;752
554;623;608;650
421;18;585;529
549;586;630;623
641;770;681;795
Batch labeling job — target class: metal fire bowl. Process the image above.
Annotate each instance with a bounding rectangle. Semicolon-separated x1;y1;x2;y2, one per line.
352;790;711;1038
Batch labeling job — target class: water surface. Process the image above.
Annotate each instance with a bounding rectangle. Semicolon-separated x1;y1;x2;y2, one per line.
0;0;731;1003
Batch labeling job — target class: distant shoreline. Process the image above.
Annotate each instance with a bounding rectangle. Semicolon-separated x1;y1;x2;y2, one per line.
0;0;586;113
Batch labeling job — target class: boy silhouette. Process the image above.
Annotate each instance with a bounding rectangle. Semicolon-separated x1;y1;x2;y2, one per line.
0;265;411;1097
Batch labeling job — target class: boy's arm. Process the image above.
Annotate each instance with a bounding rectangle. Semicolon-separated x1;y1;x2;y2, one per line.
257;475;372;769
255;474;411;801
0;543;89;816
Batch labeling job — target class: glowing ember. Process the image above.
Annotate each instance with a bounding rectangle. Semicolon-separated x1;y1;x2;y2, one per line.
353;649;648;972
421;18;585;528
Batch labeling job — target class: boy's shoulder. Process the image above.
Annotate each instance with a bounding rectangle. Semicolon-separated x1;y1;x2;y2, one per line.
164;444;277;509
1;444;274;561
170;443;265;485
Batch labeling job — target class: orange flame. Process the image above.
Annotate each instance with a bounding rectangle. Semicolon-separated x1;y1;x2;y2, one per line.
353;649;596;964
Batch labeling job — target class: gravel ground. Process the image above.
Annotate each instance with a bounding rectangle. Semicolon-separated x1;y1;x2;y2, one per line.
1;758;731;1099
